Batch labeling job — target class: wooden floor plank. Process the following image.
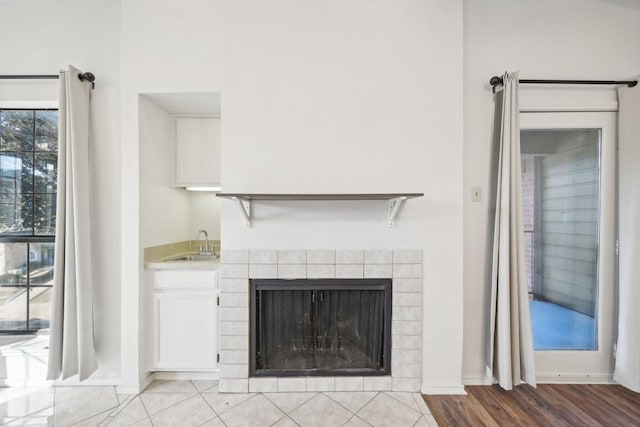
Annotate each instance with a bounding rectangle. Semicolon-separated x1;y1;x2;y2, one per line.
423;384;640;427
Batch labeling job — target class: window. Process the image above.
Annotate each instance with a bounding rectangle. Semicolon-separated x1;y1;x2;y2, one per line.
0;109;57;332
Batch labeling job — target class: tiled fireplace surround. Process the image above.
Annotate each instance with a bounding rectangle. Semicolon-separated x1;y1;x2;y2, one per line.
219;249;423;393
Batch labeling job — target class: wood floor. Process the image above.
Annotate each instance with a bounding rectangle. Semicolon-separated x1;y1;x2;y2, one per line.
423;384;640;427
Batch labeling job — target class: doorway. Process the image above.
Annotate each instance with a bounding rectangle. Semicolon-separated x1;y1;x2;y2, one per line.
520;112;616;382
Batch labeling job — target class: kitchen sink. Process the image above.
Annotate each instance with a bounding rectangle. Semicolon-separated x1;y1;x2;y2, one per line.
166;254;218;262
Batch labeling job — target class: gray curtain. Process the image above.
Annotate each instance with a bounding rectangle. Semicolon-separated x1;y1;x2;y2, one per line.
614;75;640;392
47;65;97;381
488;71;536;390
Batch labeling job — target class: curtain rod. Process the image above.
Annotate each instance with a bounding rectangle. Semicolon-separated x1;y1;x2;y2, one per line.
489;76;637;91
0;72;96;88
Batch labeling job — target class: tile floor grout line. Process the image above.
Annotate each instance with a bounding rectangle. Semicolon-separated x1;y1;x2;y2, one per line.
268;413;299;427
322;390;379;416
138;390;155;427
197;387;230;426
262;391;317;415
382;391;423;414
342;414;373;427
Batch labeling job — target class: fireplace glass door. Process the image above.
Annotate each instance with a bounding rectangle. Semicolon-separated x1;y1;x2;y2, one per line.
250;279;391;377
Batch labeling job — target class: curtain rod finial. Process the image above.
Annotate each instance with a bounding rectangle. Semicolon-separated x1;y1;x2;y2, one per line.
489;76;503;87
629;80;638;88
77;72;96;88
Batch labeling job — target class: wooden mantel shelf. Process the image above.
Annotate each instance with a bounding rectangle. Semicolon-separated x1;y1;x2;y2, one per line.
216;193;424;227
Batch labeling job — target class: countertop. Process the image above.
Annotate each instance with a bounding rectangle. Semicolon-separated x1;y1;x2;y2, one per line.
144;252;220;270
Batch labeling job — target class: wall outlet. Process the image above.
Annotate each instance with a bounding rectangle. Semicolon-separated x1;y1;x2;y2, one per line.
471;186;481;202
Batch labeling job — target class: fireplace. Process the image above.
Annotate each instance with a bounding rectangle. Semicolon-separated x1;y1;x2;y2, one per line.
250;279;392;377
218;249;423;393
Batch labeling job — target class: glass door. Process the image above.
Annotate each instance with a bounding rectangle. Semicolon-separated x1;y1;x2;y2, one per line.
520;112;616;382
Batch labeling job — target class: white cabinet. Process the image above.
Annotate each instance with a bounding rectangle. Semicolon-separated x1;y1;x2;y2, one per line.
175;117;221;187
151;269;219;371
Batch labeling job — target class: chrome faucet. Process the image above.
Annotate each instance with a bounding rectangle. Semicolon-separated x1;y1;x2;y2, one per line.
195;229;214;255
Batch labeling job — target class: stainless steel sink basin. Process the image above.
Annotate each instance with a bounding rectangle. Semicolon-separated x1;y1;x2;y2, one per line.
166;254;218;262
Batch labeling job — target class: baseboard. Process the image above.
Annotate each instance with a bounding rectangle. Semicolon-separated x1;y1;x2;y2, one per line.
535;372;614;384
116;373;155;394
421;384;467;395
153;371;220;380
462;375;492;386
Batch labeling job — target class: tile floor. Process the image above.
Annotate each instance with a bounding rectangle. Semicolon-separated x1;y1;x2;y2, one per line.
0;380;439;426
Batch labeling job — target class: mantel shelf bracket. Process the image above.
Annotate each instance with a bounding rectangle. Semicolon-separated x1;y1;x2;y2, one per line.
388;196;407;228
234;197;251;228
216;193;423;228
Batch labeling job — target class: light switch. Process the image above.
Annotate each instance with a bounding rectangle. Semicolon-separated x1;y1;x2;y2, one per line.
471;186;481;202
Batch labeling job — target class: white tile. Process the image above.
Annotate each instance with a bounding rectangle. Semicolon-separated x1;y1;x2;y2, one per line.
219;335;248;350
391;362;422;378
324;392;377;413
219;307;248;322
221;250;249;264
393;292;422;307
220;292;248;307
140;393;194;415
393;335;422;350
278;250;306;264
356;393;421;426
249;250;277;264
306;377;334;392
143;380;198;394
220;278;249;293
0;388;54;421
413;393;432;415
307;250;335;264
364;250;392;264
249;264;277;278
221;264;248;279
392;320;422;335
219;395;285;427
363;376;392;391
249;378;278;393
150;394;216;427
6;406;55;426
219;321;249;336
392;349;422;365
277;264;306;279
364;264;392;278
413;414;431;427
108;396;149;426
199;416;227;427
393;250;423;263
384;392;421;411
424;414;440;426
393;278;423;292
263;392;316;414
289;393;353;427
306;264;335;279
336;250;364;264
393;264;422;278
335;264;363;279
343;415;372;427
220;364;248;378
334;377;363;392
270;416;300;427
277;378;307;392
54;386;118;427
219;349;249;364
392;306;421;321
201;390;254;414
218;379;249;393
391;378;421;392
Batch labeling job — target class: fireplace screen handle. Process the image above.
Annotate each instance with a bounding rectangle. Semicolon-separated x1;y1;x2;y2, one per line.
311;290;324;304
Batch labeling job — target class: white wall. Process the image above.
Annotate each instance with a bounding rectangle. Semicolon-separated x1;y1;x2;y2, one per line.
0;0;122;380
462;0;640;383
139;96;191;248
221;0;464;392
120;0;464;392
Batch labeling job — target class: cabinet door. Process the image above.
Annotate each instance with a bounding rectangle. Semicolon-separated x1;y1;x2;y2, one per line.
153;291;218;371
176;117;221;185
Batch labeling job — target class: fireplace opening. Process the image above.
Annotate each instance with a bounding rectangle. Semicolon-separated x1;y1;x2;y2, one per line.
250;279;392;377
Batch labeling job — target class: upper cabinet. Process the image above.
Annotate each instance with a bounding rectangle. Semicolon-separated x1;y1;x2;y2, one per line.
175;117;221;188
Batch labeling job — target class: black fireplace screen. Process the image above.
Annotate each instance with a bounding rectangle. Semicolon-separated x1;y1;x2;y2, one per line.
250;279;391;377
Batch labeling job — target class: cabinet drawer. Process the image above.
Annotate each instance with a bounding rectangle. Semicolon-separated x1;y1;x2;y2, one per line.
153;270;218;290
